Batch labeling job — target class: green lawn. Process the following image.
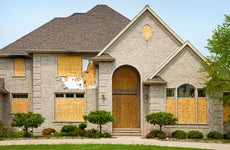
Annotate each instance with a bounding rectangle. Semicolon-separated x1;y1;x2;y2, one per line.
0;144;204;150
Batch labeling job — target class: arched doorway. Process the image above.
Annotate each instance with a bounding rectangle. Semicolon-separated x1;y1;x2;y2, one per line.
112;66;140;128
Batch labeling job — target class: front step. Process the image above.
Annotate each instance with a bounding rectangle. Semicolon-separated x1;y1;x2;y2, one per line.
112;128;141;136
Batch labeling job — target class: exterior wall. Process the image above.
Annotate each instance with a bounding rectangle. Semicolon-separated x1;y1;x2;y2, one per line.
97;12;182;134
32;54;98;132
0;94;2;121
0;58;32;125
156;48;223;135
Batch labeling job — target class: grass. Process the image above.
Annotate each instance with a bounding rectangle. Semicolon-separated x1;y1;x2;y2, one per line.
0;144;204;150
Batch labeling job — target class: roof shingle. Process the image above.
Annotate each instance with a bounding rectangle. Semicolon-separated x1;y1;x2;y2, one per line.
0;5;130;56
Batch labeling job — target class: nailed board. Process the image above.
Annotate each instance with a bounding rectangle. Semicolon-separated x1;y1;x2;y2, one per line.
55;98;85;121
112;95;138;128
57;56;82;76
178;98;196;124
197;98;207;124
166;98;176;116
14;58;25;76
12;98;28;113
223;100;230;122
112;67;138;90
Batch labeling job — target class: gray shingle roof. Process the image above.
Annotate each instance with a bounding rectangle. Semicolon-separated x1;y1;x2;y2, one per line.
0;5;130;56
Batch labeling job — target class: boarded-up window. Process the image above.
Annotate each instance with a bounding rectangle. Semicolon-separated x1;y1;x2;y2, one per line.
178;98;196;124
197;98;207;124
166;86;207;124
12;94;28;113
223;100;230;122
55;93;85;122
57;56;82;76
14;58;25;76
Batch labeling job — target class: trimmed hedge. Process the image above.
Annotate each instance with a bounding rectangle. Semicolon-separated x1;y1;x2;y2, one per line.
223;132;230;139
207;131;223;139
171;130;187;139
146;130;166;139
187;130;203;139
61;125;77;134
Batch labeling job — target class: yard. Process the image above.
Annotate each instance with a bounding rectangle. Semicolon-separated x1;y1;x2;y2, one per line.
0;144;203;150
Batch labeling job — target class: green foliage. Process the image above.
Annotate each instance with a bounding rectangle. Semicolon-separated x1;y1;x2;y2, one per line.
207;131;223;139
0;121;10;138
42;128;56;136
83;110;114;132
223;131;230;139
11;112;45;137
8;131;25;138
202;15;230;100
79;123;87;130
145;112;177;131
157;131;166;139
171;130;187;139
187;130;203;139
146;130;166;139
61;125;77;135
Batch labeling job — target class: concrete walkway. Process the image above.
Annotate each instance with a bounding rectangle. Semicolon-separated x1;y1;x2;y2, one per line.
0;136;229;150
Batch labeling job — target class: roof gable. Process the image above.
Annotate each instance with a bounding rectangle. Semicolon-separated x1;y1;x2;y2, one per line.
97;5;184;56
0;5;130;56
146;41;206;80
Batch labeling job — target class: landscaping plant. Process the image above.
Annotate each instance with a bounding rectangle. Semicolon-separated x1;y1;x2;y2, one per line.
187;130;203;139
83;110;114;132
145;112;177;131
11;112;45;137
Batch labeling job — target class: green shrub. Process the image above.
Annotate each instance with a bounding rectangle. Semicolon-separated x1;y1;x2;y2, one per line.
207;131;223;139
24;132;32;137
146;130;161;138
61;125;77;133
52;132;62;137
85;129;98;138
187;130;203;139
146;130;166;139
42;128;56;136
223;132;230;139
79;123;87;130
103;132;112;138
157;131;166;139
171;130;187;139
0;121;10;138
9;131;25;138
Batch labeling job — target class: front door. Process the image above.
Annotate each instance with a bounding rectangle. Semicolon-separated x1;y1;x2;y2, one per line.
112;66;139;128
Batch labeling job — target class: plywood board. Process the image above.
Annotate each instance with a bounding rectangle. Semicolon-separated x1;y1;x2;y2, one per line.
112;67;138;90
55;98;85;121
197;98;207;124
57;56;82;76
14;58;24;76
12;98;28;113
178;98;196;124
112;95;138;128
166;98;176;116
223;100;230;122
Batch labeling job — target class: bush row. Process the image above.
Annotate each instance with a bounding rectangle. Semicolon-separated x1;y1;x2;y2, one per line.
42;123;111;138
146;129;230;140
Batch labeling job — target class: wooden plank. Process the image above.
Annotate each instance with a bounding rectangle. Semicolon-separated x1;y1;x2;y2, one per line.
223;100;230;122
112;95;138;128
12;98;28;113
178;98;196;124
166;98;176;116
14;58;25;76
197;98;207;124
55;98;85;121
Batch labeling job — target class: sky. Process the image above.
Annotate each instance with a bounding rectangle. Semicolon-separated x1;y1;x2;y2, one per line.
0;0;230;56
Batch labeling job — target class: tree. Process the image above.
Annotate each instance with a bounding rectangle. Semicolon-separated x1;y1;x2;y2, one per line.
145;112;177;131
83;110;114;132
202;15;230;100
11;112;45;136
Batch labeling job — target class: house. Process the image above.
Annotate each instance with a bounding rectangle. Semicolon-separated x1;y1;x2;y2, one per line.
0;5;229;136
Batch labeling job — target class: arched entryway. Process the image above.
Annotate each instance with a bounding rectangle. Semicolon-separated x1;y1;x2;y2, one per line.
112;65;140;128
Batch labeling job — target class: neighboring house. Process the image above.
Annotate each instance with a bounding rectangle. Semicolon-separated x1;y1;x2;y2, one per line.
0;5;229;136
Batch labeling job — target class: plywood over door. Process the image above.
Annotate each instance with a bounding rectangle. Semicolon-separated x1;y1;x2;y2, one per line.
112;66;139;128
